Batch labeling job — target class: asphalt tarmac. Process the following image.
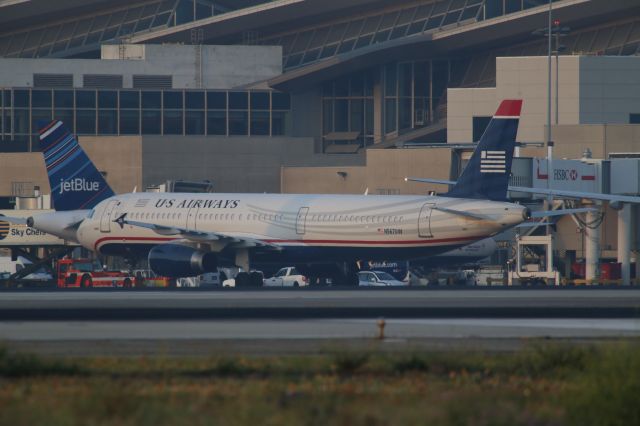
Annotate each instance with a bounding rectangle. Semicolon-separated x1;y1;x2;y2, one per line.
1;288;639;355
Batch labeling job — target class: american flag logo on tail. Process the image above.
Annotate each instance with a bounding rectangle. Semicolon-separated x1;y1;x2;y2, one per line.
480;150;506;173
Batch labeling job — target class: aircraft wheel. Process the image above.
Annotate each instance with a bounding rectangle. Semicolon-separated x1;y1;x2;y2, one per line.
235;272;250;288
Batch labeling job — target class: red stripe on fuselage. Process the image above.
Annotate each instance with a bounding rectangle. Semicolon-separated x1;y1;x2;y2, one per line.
94;235;489;252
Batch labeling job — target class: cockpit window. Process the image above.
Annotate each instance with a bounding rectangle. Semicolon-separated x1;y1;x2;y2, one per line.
88;209;95;219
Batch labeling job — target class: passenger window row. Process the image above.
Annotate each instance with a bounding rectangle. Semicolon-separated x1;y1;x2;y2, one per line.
310;214;403;223
125;211;404;224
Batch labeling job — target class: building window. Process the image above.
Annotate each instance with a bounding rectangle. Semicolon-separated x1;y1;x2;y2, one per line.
98;110;117;134
52;94;72;110
1;87;291;150
185;91;204;135
207;110;226;136
142;91;161;135
75;90;96;108
98;90;117;134
119;91;140;135
120;109;139;135
228;111;248;136
473;116;492;141
76;109;96;135
163;91;183;135
163;109;183;135
250;92;270;136
228;92;248;136
323;71;375;151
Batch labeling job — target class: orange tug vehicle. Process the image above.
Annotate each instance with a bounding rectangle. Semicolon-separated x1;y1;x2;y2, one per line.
56;259;134;288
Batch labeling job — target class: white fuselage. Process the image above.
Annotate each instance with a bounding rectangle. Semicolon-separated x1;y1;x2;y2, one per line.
74;192;526;263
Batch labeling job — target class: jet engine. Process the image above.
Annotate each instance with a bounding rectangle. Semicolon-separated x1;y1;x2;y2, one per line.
148;244;217;277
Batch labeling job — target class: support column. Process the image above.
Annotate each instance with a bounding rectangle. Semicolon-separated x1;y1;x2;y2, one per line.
585;208;600;283
617;203;632;286
235;248;250;272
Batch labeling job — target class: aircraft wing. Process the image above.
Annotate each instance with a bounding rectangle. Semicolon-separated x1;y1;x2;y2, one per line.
114;214;281;250
508;186;640;204
406;177;640;204
529;207;598;218
405;177;455;186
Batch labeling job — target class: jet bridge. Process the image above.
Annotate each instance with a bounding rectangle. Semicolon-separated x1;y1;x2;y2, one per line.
511;157;639;285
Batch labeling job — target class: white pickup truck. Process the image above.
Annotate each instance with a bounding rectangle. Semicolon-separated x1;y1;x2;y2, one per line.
263;267;309;288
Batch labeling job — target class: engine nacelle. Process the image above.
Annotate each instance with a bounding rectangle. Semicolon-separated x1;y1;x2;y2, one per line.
148;244;217;277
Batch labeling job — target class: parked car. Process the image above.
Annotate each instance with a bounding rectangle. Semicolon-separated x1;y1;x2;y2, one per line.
263;267;309;288
358;270;408;287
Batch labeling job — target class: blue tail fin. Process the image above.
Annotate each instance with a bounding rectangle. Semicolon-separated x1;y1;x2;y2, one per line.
446;99;522;201
38;120;115;211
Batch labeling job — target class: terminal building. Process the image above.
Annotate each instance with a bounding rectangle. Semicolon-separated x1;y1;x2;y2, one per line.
1;0;640;278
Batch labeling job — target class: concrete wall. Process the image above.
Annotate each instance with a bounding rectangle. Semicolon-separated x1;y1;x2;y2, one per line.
281;148;452;196
0;134;363;198
0;153;47;196
550;124;640;159
0;44;282;89
141;136;364;193
447;88;497;143
79;135;143;194
366;149;451;195
448;56;582;144
579;56;640;124
0;135;142;196
282;167;367;194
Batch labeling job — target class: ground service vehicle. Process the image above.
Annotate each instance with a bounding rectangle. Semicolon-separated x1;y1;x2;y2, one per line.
133;269;176;288
263;267;309;287
57;258;133;288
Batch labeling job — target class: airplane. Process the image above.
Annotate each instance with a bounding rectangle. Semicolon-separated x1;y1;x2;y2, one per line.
7;99;537;285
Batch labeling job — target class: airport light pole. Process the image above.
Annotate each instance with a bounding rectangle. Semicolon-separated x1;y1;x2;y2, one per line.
546;0;553;237
552;20;570;125
529;2;554;234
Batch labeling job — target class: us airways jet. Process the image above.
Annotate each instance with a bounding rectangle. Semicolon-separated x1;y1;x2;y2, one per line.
9;100;532;284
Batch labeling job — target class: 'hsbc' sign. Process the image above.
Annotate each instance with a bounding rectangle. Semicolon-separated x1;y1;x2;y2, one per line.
553;169;579;181
533;159;599;196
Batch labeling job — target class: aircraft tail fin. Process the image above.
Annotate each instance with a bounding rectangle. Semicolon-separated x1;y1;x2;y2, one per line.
446;99;522;201
38;120;115;211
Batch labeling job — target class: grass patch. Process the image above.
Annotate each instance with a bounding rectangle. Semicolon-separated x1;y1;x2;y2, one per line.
0;346;82;377
0;341;638;425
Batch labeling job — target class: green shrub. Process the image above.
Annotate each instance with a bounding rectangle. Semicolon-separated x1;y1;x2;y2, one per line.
0;346;82;377
564;343;640;426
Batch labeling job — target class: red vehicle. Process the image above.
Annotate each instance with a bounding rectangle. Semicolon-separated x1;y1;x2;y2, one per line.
56;258;134;288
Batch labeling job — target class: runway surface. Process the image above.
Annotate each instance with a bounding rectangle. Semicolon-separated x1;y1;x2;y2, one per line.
1;288;640;319
1;288;639;355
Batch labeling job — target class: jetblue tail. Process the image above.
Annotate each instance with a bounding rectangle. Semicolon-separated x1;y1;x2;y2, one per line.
38;120;115;211
446;99;522;201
